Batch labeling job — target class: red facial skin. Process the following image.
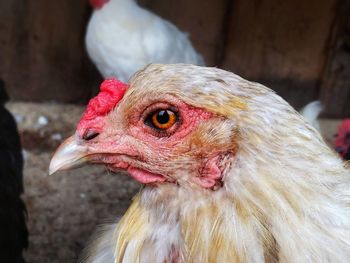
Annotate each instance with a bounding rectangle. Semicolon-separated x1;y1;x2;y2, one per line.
129;101;213;145
89;0;110;9
77;79;223;189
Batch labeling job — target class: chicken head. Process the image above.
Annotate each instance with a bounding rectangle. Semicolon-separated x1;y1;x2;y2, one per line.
50;66;238;190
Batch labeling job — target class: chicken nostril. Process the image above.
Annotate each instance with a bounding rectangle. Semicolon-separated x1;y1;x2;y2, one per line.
83;130;100;141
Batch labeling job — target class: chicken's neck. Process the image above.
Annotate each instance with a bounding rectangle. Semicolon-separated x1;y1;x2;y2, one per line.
93;0;146;24
111;162;350;262
112;186;279;262
101;0;138;11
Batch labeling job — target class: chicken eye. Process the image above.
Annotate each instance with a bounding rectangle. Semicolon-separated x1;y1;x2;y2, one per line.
150;110;177;130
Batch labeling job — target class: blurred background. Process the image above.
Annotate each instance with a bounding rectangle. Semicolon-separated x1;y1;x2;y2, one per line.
0;0;349;262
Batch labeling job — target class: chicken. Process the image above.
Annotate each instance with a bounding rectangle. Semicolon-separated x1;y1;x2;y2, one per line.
50;64;350;262
86;0;204;82
0;79;28;263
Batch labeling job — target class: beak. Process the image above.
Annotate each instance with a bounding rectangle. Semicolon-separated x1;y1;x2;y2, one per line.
49;135;89;175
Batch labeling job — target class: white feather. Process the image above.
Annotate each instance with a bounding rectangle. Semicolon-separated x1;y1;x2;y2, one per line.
299;100;322;131
85;0;204;82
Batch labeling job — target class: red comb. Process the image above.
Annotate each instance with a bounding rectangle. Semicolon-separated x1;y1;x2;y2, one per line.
89;0;110;9
77;78;128;136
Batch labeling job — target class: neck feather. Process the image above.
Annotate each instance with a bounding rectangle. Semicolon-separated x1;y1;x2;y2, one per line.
112;171;350;262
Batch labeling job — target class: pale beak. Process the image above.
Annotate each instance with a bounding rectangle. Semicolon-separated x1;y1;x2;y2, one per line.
49;135;89;175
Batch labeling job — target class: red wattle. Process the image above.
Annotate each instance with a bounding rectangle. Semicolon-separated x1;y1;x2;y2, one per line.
127;167;166;184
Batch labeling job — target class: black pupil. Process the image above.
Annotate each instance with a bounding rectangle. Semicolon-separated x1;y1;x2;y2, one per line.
156;110;170;124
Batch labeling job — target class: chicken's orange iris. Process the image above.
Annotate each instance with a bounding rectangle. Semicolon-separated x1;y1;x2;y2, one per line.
151;110;177;130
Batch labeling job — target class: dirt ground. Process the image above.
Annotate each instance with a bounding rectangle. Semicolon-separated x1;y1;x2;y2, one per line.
6;102;340;263
7;102;140;263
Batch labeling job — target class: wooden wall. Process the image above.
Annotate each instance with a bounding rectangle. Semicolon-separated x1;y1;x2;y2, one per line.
320;0;350;118
220;0;337;109
0;0;349;117
0;0;101;103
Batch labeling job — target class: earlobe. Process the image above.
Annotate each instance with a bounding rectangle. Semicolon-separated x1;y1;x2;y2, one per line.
194;155;223;190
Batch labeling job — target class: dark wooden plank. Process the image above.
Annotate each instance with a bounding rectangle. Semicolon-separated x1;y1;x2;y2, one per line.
221;0;337;109
0;0;101;103
320;0;350;118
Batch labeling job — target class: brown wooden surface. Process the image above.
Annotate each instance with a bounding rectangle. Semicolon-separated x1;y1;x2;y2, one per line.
0;0;349;117
221;0;337;109
0;0;101;103
320;0;350;118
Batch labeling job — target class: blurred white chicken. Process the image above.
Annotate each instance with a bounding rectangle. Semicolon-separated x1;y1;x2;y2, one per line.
300;100;322;132
86;0;205;82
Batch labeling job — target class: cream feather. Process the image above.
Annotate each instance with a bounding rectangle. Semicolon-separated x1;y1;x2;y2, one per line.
82;64;350;263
